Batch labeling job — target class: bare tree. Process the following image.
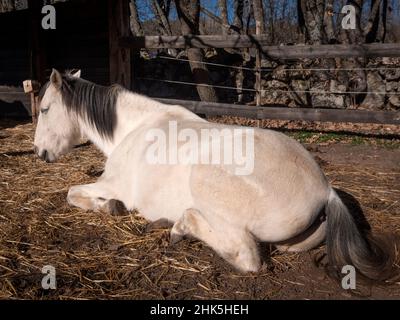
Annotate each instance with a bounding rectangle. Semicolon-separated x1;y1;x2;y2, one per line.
174;0;218;102
252;0;265;34
252;0;265;105
218;0;229;35
297;0;327;44
243;0;253;35
129;0;144;36
232;0;244;34
365;0;383;43
152;0;173;36
324;0;336;43
264;0;276;43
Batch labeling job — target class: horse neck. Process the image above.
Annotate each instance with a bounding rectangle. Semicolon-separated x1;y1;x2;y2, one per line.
78;119;116;157
79;91;194;157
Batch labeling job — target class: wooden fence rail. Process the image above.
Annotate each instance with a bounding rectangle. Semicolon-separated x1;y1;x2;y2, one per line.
119;35;400;125
157;98;400;125
119;35;400;58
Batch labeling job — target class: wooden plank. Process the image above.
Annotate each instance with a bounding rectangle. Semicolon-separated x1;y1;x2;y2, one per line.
255;51;261;106
119;35;400;58
108;0;131;88
23;80;40;123
156;98;400;125
0;92;31;105
28;0;47;85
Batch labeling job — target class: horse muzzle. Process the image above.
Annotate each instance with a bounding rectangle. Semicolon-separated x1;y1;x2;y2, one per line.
34;146;55;163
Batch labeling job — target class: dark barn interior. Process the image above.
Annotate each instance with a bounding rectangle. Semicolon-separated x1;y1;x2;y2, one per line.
0;0;129;118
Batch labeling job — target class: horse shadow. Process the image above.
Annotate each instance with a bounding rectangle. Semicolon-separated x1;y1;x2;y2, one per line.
0;150;34;157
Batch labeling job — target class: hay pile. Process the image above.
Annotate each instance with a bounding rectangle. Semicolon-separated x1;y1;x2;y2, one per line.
0;120;399;299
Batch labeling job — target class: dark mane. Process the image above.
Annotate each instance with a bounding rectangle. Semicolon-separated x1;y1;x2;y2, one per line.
60;75;124;140
39;82;50;100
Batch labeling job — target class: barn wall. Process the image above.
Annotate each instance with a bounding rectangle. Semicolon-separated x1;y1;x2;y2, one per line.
43;0;110;85
0;0;110;117
0;9;30;86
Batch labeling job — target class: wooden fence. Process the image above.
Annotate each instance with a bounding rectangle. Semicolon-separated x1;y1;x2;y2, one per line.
122;34;400;125
2;7;399;125
120;35;400;58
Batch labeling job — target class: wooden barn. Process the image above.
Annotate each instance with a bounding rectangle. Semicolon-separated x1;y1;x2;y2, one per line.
0;0;131;118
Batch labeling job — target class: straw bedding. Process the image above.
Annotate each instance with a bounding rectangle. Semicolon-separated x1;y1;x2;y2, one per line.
0;119;399;299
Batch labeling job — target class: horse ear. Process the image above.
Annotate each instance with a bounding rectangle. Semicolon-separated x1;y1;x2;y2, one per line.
50;69;62;90
71;69;81;78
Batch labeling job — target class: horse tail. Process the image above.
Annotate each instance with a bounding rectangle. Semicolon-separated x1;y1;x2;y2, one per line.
325;188;395;281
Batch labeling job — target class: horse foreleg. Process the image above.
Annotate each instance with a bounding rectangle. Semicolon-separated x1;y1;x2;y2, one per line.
171;208;261;273
67;182;125;214
146;218;173;232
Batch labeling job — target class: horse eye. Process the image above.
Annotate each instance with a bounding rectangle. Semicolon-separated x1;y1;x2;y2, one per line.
41;107;50;114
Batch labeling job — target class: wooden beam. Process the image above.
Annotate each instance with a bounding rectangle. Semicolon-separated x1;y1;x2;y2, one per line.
0;91;31;116
108;0;131;88
156;98;400;125
119;35;400;58
0;92;30;103
27;0;47;85
23;80;40;123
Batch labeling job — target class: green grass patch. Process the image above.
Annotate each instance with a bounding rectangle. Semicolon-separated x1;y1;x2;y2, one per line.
288;130;400;149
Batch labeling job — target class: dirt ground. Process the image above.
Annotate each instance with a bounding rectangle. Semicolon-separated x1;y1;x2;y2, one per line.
0;119;399;300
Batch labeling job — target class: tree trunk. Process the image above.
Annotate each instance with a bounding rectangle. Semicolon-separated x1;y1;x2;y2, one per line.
339;0;367;105
298;0;326;44
232;0;244;34
129;0;144;36
174;0;218;102
243;0;253;35
380;0;388;42
252;0;265;34
152;0;173;36
152;0;177;56
265;0;275;44
218;0;229;35
364;0;382;43
231;0;245;103
297;0;337;107
252;0;265;106
324;0;336;43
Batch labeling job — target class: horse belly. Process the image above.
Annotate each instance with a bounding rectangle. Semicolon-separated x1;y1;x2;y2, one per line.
132;163;194;222
189;129;330;243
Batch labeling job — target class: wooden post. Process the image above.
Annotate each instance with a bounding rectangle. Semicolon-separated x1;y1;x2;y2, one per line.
253;0;265;107
28;0;47;85
255;49;261;106
23;80;40;123
108;0;131;89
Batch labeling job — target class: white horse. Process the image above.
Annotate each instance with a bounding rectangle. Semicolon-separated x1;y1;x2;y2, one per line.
34;69;392;279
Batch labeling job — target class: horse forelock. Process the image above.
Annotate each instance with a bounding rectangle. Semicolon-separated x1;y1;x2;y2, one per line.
59;75;123;140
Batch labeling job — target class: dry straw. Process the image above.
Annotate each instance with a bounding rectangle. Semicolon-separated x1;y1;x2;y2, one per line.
0;119;399;299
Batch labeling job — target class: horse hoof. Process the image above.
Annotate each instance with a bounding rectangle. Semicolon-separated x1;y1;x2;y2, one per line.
100;199;127;216
146;218;173;232
169;232;184;245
